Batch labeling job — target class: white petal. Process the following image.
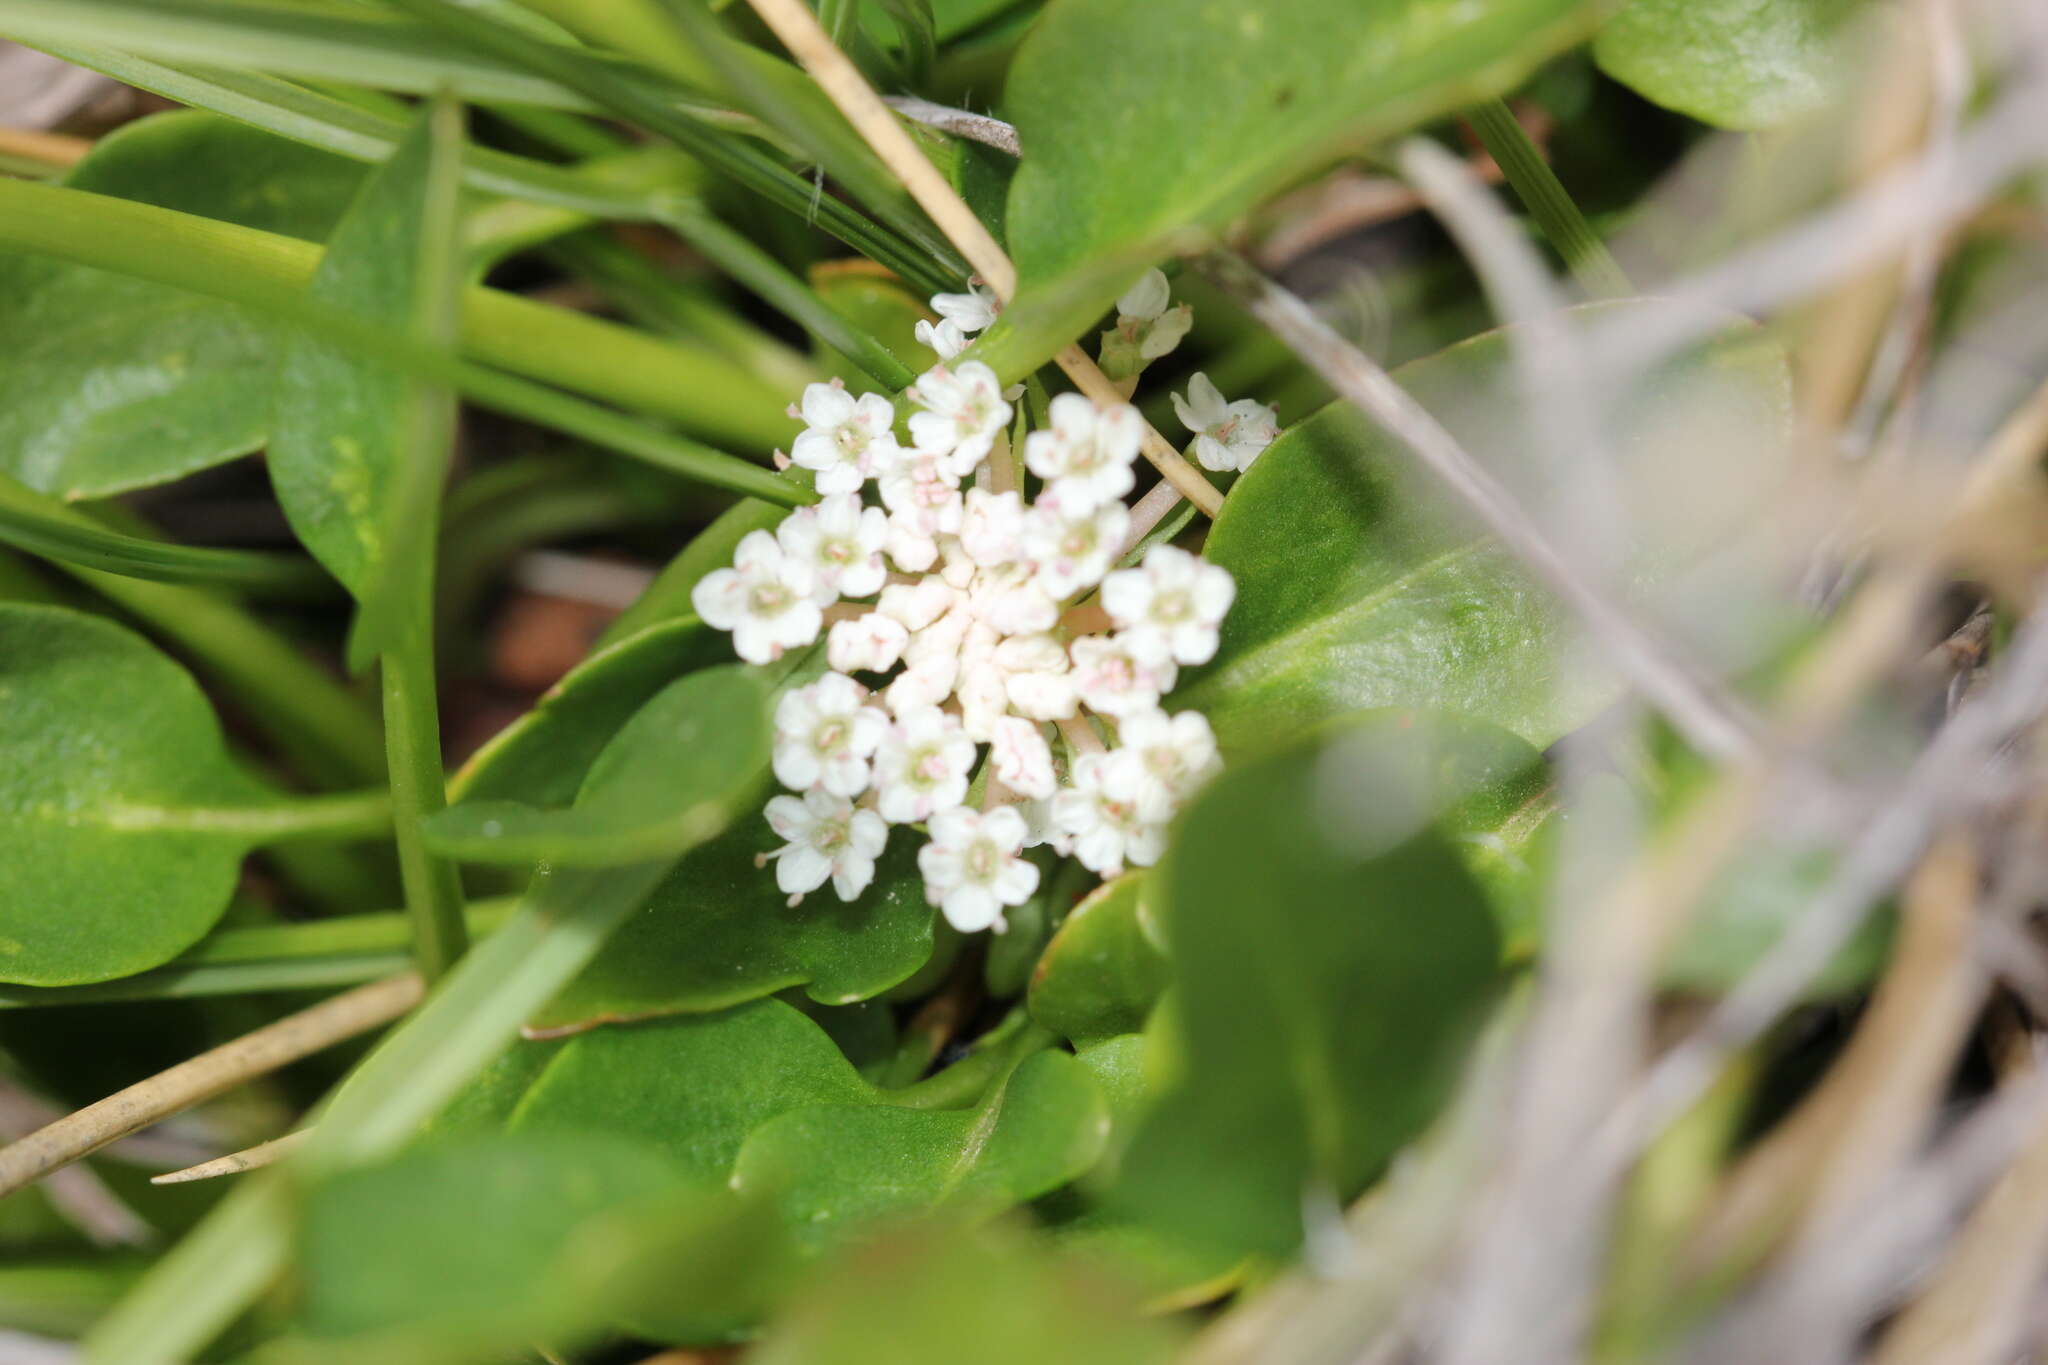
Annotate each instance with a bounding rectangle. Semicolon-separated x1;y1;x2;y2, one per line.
941;883;1005;932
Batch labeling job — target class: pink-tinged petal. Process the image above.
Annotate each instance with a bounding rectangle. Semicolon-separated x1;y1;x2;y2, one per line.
765;794;813;841
917;843;965;890
689;568;747;630
831;850;877;901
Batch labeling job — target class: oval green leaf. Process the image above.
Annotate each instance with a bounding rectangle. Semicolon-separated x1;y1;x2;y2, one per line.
980;0;1598;375
1594;0;1871;131
508;999;874;1182
1174;302;1792;751
449;615;732;807
525;826;936;1035
1026;875;1169;1048
732;1049;1109;1251
424;665;770;865
0;604;272;985
1118;717;1505;1258
0;112;363;498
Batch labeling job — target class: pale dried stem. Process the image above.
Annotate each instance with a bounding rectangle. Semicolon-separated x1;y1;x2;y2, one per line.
0;124;89;168
880;96;1019;156
0;975;421;1199
1872;1073;2048;1365
1056;716;1104;756
150;1130;312;1186
1692;836;1983;1274
741;0;1225;517
1120;477;1189;557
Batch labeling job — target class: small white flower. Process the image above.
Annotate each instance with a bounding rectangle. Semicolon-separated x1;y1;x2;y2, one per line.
776;493;889;605
826;611;909;674
969;563;1059;637
884;653;960;716
773;673;887;797
1053;750;1171;876
1171;372;1280;473
929;284;999;334
998;631;1077;722
1022;497;1130;602
915;316;971;359
1115;708;1220;802
1069;632;1177;718
879;452;965;573
1100;544;1237;665
957;487;1026;567
907;361;1012;478
989;715;1057;799
763;789;888;902
1006;670;1079;721
918;805;1039;933
1022;393;1141;511
1113;268;1193;361
876;575;960;635
788;381;901;494
691;530;821;664
873;706;975;823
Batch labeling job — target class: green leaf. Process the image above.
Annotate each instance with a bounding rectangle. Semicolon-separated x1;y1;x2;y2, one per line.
748;1218;1185;1365
1118;718;1504;1258
0;111;362;498
526;826;936;1035
508;999;874;1183
425;666;771;865
269;103;457;602
1594;0;1869;131
980;0;1598;375
1174;302;1793;751
732;1050;1110;1251
450;616;733;808
0;605;274;986
1026;874;1170;1048
296;1131;686;1346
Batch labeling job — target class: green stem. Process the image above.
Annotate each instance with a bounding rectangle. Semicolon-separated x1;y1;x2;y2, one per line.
0;177;790;446
0;901;521;1009
67;570;384;790
655;196;917;390
546;231;819;396
1463;99;1632;299
0;472;334;598
382;633;468;982
0;179;807;505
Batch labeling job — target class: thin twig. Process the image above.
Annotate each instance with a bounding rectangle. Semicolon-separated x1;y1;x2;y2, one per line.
1599;579;2048;1171
1193;247;1761;765
1869;1071;2048;1365
0;975;421;1199
880;96;1020;156
741;0;1226;517
150;1130;312;1186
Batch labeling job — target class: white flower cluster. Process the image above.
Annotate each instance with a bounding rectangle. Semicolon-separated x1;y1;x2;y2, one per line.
691;271;1276;935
